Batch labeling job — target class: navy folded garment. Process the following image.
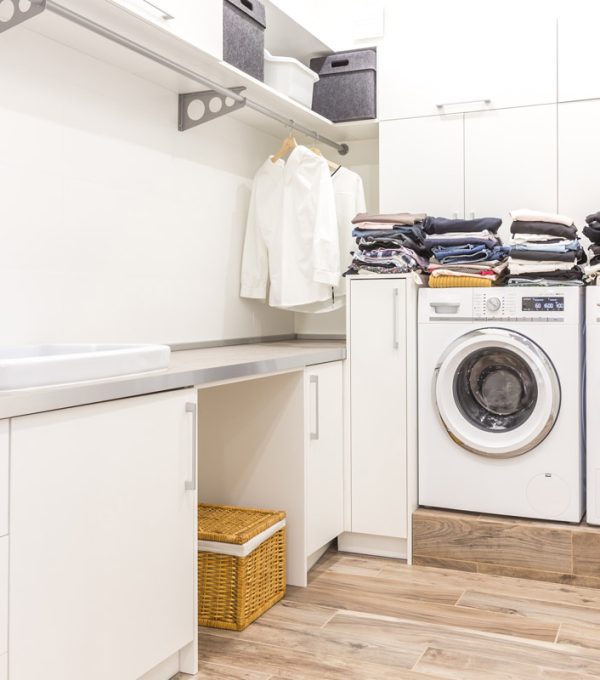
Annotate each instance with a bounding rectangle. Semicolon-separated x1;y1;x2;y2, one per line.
424;235;499;249
508;249;577;263
511;220;577;240
586;211;600;225
351;226;425;241
433;244;509;265
584;221;600;244
424;216;502;235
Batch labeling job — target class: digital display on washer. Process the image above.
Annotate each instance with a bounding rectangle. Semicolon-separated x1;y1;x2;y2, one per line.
522;296;564;312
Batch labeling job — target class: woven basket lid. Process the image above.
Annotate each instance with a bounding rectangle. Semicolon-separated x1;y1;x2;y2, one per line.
198;503;286;545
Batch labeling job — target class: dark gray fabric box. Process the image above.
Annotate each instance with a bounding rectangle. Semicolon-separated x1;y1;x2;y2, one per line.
223;0;266;82
310;48;377;122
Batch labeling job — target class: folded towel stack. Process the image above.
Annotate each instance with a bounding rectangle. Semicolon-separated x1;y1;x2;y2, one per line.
584;211;600;285
345;212;429;276
507;209;585;287
424;216;508;287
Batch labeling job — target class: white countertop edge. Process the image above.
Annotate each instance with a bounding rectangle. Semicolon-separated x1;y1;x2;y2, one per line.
0;342;346;420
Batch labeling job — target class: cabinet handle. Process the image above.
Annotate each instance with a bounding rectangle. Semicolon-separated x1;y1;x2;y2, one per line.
310;375;320;441
435;98;491;109
185;402;197;491
393;288;400;350
141;0;174;20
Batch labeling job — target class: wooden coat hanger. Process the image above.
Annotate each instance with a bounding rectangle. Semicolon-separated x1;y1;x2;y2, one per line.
271;129;298;163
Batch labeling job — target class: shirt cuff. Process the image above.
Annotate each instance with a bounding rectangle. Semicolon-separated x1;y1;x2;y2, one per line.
240;283;267;300
314;270;340;286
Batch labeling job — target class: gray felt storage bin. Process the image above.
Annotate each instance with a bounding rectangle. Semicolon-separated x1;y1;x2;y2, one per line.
310;48;377;122
223;0;266;81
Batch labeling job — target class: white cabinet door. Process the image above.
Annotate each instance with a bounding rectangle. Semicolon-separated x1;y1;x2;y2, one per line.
107;0;223;57
0;422;7;539
9;390;197;680
379;0;557;120
464;105;558;240
558;100;600;227
380;116;464;218
350;278;407;538
305;361;344;557
558;1;600;102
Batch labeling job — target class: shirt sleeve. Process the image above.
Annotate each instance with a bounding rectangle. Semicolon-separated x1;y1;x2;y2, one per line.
240;175;269;300
312;161;340;287
356;174;367;214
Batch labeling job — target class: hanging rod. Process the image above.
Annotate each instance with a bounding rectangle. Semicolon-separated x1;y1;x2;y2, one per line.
7;0;349;156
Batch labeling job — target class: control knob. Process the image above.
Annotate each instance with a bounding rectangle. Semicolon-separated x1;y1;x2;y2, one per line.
486;296;502;312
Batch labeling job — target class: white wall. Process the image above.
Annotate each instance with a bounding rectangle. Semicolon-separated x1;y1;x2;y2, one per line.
0;28;294;346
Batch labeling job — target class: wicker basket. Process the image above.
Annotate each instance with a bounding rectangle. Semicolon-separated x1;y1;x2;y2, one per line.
198;503;286;631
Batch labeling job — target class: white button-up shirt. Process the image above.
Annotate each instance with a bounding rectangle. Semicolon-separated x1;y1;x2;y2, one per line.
240;146;340;310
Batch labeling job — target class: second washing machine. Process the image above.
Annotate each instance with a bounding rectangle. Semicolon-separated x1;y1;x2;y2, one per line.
418;287;584;523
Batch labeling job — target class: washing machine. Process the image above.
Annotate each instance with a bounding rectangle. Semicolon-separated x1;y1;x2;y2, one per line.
418;287;584;522
587;287;600;525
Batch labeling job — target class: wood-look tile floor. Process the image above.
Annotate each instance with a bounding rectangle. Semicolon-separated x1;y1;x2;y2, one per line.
180;549;600;679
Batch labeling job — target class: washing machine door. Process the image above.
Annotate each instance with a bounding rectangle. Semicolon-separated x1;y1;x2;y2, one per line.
435;328;560;458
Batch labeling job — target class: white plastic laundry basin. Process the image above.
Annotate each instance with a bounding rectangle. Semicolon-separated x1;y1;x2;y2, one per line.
0;344;171;390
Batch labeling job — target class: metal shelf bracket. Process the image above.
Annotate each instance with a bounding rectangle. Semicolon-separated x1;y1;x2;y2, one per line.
178;87;247;131
0;0;46;32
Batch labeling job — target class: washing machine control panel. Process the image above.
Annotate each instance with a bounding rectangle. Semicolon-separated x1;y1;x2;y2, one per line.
472;291;568;321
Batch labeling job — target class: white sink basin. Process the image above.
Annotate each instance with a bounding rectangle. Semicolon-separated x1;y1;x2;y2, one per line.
0;344;171;390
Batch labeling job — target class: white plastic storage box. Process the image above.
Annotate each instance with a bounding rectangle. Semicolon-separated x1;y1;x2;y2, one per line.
264;50;320;108
223;0;266;81
311;48;377;122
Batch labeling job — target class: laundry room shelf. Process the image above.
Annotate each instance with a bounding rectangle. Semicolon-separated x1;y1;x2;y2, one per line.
16;0;378;149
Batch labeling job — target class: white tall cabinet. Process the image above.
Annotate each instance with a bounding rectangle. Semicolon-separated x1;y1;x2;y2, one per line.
340;276;418;560
378;0;557;120
9;390;198;680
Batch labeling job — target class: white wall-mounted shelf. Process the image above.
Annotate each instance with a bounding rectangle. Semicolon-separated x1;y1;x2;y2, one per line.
20;0;377;149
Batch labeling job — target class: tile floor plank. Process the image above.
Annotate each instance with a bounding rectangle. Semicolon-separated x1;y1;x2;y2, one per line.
414;647;600;680
458;589;600;627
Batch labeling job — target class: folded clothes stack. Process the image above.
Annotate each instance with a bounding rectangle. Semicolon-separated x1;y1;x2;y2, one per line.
584;211;600;284
424;216;508;288
507;209;585;287
345;211;429;276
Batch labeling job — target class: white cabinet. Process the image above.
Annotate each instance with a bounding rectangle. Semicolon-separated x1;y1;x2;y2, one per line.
0;423;7;539
106;0;223;56
379;0;557;120
198;362;344;587
381;106;557;238
305;362;344;557
342;276;418;560
0;537;7;660
9;390;198;680
558;1;600;102
558;100;600;227
464;105;558;238
380;116;464;218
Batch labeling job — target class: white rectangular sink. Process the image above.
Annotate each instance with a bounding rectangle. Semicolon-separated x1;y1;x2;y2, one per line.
0;344;171;390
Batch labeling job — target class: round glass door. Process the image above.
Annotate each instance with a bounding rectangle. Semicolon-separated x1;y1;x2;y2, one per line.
435;329;560;458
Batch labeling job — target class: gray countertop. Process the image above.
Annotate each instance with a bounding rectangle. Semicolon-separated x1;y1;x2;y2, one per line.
0;340;346;420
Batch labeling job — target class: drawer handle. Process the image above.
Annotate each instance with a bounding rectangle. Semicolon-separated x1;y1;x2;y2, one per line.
332;59;350;68
141;0;174;21
310;375;320;441
436;98;491;109
184;402;197;491
241;0;254;10
393;288;400;349
430;301;460;314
